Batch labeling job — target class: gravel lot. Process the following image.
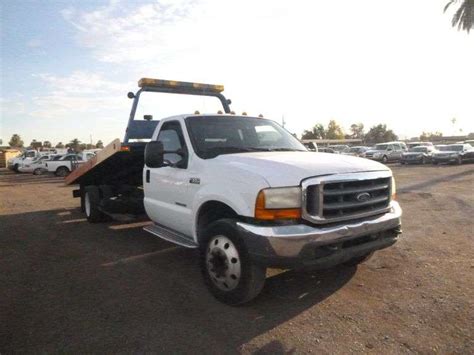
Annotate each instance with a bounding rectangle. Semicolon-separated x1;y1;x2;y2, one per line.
1;164;473;354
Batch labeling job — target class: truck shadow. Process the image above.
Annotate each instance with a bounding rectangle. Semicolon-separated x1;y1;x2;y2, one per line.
1;207;356;353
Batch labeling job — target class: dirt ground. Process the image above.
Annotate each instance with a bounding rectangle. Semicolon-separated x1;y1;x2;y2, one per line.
0;164;473;354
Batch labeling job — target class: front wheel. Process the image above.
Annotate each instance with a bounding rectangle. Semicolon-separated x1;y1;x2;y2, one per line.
200;219;266;305
381;155;388;164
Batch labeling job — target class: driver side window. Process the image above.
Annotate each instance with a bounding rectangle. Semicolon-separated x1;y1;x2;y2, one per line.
157;121;188;168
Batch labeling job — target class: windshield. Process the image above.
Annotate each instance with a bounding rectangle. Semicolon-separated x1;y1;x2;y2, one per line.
444;145;463;152
186;116;307;159
374;144;389;150
410;147;428;152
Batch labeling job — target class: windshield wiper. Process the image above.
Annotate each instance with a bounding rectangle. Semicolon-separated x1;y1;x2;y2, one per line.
263;148;306;152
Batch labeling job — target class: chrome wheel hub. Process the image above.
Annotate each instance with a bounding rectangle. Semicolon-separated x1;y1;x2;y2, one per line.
84;193;91;217
206;235;241;291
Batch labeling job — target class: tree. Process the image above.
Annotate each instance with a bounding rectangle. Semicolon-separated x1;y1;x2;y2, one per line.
444;0;474;33
302;124;326;139
326;120;345;139
67;138;81;152
9;134;24;148
55;142;65;148
96;140;104;149
420;131;443;141
349;123;365;139
365;124;398;144
43;141;52;148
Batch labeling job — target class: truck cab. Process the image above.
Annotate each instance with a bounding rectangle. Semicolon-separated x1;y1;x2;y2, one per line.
67;78;402;305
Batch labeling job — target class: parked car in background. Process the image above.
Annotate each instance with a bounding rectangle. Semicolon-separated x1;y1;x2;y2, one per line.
406;142;434;149
400;146;436;165
432;144;474;165
343;146;369;157
464;140;474;147
318;147;336;153
363;142;407;163
17;155;54;175
328;145;350;154
44;152;95;177
7;150;40;172
302;142;318;152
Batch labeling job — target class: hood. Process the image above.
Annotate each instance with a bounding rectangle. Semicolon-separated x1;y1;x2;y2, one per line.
403;152;424;156
214;152;389;187
434;150;457;155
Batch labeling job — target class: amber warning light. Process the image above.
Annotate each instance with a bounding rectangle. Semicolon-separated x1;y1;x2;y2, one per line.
138;78;224;93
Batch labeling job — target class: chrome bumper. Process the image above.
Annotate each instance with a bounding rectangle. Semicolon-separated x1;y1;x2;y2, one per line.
237;201;402;259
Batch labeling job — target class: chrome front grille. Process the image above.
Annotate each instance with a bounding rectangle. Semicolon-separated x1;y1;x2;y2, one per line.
302;171;392;224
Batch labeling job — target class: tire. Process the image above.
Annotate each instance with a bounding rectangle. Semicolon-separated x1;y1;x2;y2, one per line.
84;186;108;223
457;156;463;165
200;219;266;305
381;155;388;164
56;166;70;177
421;157;426;165
33;168;43;175
344;252;374;267
13;164;20;173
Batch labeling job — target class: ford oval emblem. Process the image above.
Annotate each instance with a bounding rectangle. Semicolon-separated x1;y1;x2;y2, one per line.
356;192;371;202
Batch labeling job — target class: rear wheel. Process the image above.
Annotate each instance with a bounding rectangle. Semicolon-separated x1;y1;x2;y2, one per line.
84;186;108;223
56;166;70;177
200;219;266;305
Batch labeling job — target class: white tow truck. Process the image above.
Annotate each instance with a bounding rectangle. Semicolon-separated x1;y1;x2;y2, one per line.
66;78;402;305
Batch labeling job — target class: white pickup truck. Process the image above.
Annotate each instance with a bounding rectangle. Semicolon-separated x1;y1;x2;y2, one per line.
8;150;43;172
66;78;402;305
44;152;96;176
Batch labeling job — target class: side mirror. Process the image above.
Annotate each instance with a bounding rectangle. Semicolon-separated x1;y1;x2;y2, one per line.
145;141;164;168
144;114;153;121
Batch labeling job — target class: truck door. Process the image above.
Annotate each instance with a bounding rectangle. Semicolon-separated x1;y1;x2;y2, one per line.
144;121;192;236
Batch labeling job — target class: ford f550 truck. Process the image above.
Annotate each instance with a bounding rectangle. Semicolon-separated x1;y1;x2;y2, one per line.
66;78;402;305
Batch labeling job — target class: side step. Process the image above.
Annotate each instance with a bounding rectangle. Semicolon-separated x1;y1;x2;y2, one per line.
144;224;198;248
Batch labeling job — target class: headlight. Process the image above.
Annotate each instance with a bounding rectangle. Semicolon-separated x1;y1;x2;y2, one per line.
255;187;301;220
391;176;397;200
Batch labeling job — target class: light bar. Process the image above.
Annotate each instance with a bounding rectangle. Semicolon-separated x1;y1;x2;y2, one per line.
138;78;224;92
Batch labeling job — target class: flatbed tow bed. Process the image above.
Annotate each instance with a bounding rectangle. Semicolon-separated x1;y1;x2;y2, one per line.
65;78;231;220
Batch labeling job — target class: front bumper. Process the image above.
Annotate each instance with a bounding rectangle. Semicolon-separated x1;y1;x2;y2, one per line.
401;156;424;163
237;201;402;270
432;156;458;163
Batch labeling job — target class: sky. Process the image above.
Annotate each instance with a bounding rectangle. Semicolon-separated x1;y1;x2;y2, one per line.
1;0;473;147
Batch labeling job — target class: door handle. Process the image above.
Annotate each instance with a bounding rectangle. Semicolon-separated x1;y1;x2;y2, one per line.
146;169;150;183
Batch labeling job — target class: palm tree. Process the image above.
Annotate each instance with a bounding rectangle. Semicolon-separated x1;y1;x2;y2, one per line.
444;0;474;33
